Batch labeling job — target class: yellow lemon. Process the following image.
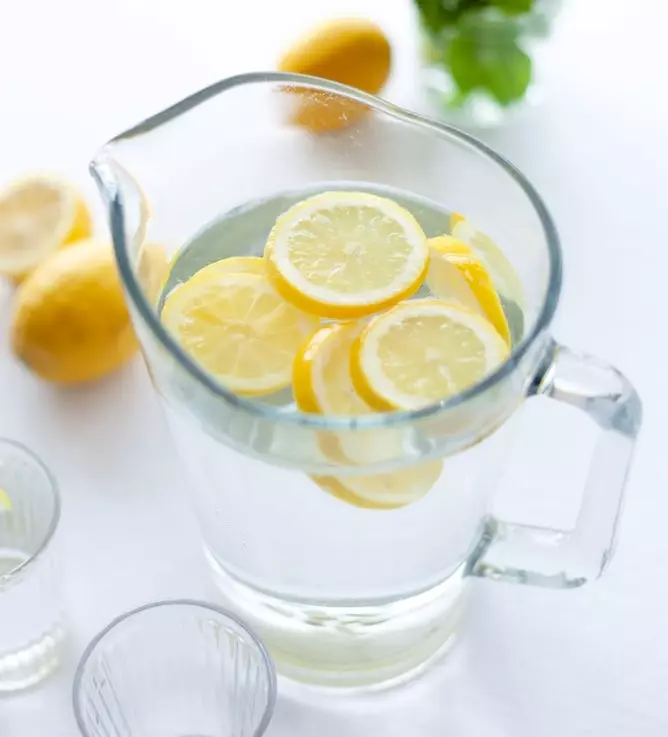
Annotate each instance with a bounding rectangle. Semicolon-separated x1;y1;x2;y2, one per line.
427;234;510;345
311;460;443;510
265;191;429;319
0;175;92;280
278;18;391;133
161;268;318;396
11;240;137;384
351;298;509;411
450;215;525;310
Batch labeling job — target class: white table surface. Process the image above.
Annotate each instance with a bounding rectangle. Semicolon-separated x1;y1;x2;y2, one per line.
1;0;667;734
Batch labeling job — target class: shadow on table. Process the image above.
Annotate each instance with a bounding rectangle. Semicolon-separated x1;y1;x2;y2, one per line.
271;639;513;737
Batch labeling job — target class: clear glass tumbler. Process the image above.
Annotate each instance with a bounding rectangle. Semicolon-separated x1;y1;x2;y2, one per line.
91;72;642;688
0;438;65;691
73;600;276;737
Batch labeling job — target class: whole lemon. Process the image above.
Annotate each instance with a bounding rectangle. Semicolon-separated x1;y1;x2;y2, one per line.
279;18;391;95
11;239;137;384
278;18;391;133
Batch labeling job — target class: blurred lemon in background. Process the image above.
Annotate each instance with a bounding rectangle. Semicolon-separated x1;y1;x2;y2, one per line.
278;18;391;132
0;176;92;281
11;239;137;384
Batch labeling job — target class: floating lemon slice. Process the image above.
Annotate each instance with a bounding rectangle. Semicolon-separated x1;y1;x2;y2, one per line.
450;211;466;229
311;460;443;510
162;269;318;396
196;256;266;277
450;215;524;310
351;299;509;411
294;321;397;464
293;322;370;416
137;242;170;306
0;175;92;279
265;191;429;319
0;488;12;511
427;234;510;345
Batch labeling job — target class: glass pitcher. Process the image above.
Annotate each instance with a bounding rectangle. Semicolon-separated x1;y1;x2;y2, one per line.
91;72;641;688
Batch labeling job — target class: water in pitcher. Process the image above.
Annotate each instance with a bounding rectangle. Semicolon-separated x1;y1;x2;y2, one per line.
157;182;525;685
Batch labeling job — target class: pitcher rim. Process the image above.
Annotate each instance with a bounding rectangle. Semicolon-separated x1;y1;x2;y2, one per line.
93;71;562;430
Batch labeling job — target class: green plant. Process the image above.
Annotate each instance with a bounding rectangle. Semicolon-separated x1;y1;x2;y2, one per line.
416;0;536;107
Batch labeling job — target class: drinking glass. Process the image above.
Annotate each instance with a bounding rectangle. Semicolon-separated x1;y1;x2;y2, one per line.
73;600;276;737
91;72;642;688
0;438;65;691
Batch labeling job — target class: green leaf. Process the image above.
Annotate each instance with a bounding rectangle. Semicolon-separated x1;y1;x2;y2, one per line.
447;27;532;105
488;0;534;14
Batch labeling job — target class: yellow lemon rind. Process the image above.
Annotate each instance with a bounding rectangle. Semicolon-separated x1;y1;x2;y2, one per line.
427;234;511;345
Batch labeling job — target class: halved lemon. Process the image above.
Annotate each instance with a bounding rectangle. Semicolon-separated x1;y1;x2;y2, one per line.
311;459;443;510
161;269;318;396
265;191;429;319
427;234;510;345
450;215;524;309
0;175;92;279
351;299;509;411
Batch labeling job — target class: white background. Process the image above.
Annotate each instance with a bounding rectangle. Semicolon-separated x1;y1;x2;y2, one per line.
1;0;667;735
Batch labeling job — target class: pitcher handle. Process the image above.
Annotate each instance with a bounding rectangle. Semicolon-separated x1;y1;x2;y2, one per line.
469;339;642;589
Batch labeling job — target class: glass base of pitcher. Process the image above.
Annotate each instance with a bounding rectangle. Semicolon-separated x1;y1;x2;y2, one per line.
203;548;469;689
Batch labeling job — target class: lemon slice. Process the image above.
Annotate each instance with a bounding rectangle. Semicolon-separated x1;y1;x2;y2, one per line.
293;322;370;416
450;215;524;309
0;175;92;278
265;191;429;319
450;211;466;229
294;321;394;464
311;460;443;510
0;488;12;511
351;299;509;411
427;235;510;345
162;269;318;396
197;256;266;277
137;242;170;305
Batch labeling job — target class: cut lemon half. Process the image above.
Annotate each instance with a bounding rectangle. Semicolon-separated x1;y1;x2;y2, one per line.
311;460;443;510
161;269;318;396
0;175;92;279
450;216;524;309
351;299;509;411
427;234;510;345
265;191;429;319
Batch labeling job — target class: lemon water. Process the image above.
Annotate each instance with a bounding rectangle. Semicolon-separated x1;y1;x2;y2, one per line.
161;181;524;412
158;182;524;686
